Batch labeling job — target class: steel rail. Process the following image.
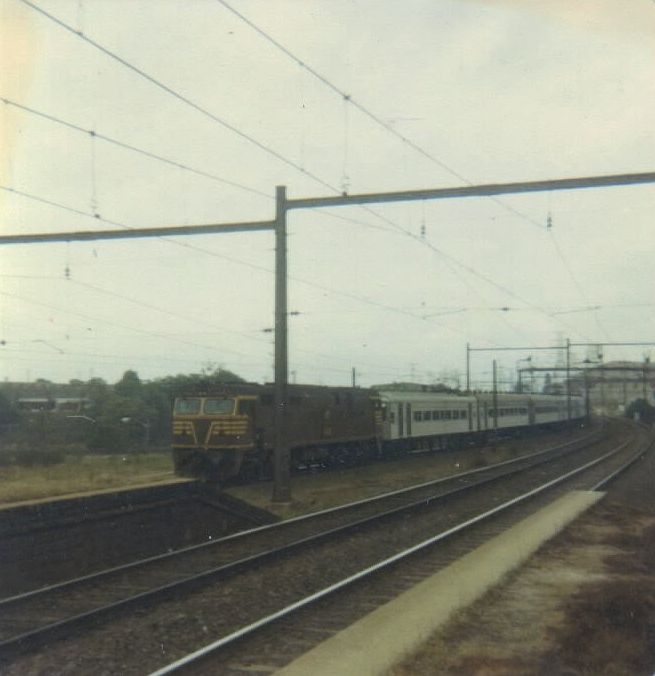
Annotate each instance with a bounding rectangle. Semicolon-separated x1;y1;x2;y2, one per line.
148;435;639;676
0;427;599;608
591;436;655;491
0;427;615;658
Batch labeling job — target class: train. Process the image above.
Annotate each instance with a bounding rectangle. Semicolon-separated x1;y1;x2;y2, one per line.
171;383;586;481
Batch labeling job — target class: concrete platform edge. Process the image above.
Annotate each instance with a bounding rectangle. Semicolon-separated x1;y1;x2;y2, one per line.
274;489;604;676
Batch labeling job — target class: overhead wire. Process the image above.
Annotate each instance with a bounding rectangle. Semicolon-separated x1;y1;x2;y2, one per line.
547;227;611;341
16;0;336;193
14;0;589;344
0;290;254;358
1;184;455;328
1;97;398;235
216;0;546;232
216;0;608;343
1;275;462;377
1;97;272;200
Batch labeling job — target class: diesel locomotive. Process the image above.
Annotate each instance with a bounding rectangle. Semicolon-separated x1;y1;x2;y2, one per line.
171;383;585;481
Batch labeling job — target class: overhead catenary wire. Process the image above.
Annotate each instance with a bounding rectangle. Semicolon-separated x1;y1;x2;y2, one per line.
11;1;604;345
216;0;546;232
1;178;590;342
0;97;399;235
16;0;337;194
213;3;635;343
0;290;254;358
547;227;611;341
1;97;272;200
0;184;454;328
2;279;464;379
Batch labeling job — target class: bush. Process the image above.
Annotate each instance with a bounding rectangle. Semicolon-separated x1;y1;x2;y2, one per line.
13;445;66;467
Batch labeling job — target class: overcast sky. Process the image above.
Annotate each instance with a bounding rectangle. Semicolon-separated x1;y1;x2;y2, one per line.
1;0;654;389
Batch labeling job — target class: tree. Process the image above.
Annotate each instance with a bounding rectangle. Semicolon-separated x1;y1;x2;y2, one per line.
0;390;17;425
625;398;655;424
114;370;142;398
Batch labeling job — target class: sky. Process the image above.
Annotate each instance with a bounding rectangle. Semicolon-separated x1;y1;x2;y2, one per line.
1;0;654;390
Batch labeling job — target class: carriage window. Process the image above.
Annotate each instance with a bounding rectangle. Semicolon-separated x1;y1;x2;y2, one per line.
174;398;201;415
461;410;467;419
444;411;452;419
424;411;432;421
203;398;235;414
453;410;460;419
414;411;422;422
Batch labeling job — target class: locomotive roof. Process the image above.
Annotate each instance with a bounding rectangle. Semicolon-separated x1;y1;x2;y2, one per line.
175;383;372;397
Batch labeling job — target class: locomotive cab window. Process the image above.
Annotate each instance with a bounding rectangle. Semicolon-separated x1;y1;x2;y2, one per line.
174;398;201;415
203;398;236;415
238;399;255;416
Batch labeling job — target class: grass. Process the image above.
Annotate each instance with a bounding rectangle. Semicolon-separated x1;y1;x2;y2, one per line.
0;451;176;504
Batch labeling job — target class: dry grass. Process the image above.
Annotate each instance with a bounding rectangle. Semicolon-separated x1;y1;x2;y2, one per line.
0;452;175;504
553;578;655;675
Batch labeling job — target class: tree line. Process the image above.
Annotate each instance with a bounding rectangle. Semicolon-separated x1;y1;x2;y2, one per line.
0;367;244;463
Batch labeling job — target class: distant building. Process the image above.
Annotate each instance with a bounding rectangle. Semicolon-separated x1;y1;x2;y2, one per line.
16;397;91;414
571;361;655;416
2;381;92;415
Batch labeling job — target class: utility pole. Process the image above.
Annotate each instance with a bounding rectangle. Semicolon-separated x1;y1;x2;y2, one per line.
273;186;291;503
492;359;498;432
566;338;571;423
351;367;356;388
466;343;470;392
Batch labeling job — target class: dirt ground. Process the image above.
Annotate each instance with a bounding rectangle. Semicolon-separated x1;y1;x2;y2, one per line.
391;439;655;676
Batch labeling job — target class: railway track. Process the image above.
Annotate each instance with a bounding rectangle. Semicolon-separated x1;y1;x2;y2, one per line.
0;421;646;675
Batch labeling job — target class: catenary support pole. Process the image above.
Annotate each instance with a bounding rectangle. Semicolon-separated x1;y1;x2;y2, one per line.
566;338;571;423
273;186;291;503
466;343;470;392
492;359;498;432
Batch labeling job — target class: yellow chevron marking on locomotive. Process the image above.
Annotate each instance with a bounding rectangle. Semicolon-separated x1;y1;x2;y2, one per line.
172;421;197;444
